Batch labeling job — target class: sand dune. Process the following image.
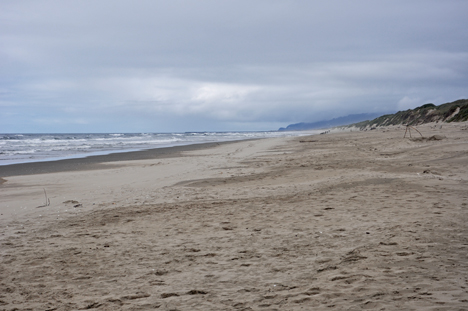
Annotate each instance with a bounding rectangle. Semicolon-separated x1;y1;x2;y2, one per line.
1;122;468;310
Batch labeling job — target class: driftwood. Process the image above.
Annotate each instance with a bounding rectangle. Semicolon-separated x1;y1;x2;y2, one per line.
410;135;446;142
404;125;423;138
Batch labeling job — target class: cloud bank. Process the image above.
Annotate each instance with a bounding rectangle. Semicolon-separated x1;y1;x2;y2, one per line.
1;0;467;132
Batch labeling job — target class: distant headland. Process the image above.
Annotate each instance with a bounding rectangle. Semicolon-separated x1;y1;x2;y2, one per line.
279;99;468;131
347;99;468;129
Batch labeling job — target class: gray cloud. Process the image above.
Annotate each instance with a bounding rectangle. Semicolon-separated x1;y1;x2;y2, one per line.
1;0;467;132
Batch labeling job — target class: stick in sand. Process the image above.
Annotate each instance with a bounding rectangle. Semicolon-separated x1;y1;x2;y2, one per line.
37;188;50;208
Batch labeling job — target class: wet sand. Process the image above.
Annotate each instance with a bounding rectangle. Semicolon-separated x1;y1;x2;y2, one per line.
0;141;238;177
1;122;467;310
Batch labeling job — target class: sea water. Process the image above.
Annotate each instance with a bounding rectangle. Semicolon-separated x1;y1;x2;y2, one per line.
0;131;318;166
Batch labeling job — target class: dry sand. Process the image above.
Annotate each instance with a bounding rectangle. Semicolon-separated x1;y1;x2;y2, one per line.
1;122;468;310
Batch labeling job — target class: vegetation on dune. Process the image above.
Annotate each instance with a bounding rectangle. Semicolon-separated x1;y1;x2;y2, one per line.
348;99;468;129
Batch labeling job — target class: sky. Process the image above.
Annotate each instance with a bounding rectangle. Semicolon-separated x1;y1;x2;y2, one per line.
1;0;468;133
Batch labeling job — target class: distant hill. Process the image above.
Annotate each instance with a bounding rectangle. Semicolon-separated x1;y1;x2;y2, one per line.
278;113;386;131
348;99;468;129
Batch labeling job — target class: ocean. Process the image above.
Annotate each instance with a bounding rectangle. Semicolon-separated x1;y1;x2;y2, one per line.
0;131;317;166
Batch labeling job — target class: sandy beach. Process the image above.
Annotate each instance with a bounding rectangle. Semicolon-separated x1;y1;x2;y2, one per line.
1;122;468;310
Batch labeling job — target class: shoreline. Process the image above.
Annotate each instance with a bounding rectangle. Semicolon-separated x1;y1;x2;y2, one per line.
1;130;316;175
0;140;244;178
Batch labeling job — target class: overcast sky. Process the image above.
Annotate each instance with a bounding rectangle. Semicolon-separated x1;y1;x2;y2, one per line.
1;0;467;132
